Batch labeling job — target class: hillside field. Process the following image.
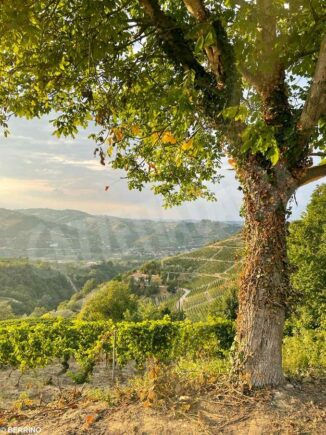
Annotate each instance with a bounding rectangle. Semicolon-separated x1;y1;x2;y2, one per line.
142;233;243;320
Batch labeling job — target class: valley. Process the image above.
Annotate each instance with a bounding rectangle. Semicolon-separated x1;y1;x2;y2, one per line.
0;208;242;320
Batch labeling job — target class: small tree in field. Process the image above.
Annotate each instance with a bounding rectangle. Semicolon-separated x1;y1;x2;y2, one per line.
0;0;325;386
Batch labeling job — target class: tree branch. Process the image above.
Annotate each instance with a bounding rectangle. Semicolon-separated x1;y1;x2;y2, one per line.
182;0;223;83
297;164;326;187
182;0;241;104
238;65;264;91
139;0;207;73
309;152;326;157
138;0;238;117
288;48;320;65
257;0;276;48
183;0;206;20
298;35;326;134
138;0;215;84
308;0;319;22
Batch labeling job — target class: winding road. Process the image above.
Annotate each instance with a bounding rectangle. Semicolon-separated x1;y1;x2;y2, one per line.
176;288;191;310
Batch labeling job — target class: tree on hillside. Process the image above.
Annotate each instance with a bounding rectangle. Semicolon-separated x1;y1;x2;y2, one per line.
0;301;16;320
0;0;325;386
288;184;326;329
79;281;138;321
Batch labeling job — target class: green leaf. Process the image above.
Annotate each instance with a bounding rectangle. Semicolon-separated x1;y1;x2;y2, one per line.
204;30;217;48
267;146;280;166
195;35;205;53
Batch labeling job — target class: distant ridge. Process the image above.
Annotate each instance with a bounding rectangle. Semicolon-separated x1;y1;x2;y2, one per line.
0;208;242;261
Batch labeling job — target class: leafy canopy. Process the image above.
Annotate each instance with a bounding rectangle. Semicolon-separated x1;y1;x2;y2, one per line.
288;183;326;328
79;280;138;321
0;0;325;205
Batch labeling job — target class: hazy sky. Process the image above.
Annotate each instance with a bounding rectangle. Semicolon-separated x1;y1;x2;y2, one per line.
0;116;320;221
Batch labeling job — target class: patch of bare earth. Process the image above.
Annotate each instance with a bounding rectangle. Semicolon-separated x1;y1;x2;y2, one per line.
0;380;325;434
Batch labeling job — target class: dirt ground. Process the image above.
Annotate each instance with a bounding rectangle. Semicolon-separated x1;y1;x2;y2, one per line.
0;378;325;434
0;360;135;409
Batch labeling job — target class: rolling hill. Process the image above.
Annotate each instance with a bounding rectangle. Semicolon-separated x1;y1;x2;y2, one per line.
0;259;74;316
0;208;242;261
0;259;136;317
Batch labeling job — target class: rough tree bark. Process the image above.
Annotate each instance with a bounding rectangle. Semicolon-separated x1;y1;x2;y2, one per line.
233;160;296;387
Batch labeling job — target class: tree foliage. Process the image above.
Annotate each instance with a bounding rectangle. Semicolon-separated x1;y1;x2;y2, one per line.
79;280;139;321
0;0;325;205
288;184;326;328
0;259;74;315
0;301;16;321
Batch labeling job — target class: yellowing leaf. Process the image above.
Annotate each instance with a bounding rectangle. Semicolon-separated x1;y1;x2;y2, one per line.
268;146;280;166
106;136;114;145
181;138;194;151
228;158;236;167
131;125;141;135
150;132;159;143
175;154;182;167
181;403;191;411
147;389;157;401
107;145;114;156
162;131;177;144
113;128;123;141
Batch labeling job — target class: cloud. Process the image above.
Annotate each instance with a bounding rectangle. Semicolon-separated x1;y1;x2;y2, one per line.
47;155;105;172
0;177;54;194
0;116;316;221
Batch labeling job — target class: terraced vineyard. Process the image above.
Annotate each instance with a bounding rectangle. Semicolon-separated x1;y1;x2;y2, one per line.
161;234;243;320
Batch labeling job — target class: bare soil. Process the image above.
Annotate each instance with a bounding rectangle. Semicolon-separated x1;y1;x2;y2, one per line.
0;378;325;434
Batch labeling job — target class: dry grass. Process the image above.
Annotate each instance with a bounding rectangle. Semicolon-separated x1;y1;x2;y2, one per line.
0;362;325;434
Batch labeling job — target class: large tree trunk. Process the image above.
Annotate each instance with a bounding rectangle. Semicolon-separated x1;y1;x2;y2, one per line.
233;161;293;387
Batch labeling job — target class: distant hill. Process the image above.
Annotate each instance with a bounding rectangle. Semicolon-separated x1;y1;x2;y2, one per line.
0;208;242;261
0;258;134;317
0;259;74;316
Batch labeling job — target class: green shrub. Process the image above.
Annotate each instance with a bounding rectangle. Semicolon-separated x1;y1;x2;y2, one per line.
283;328;326;377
